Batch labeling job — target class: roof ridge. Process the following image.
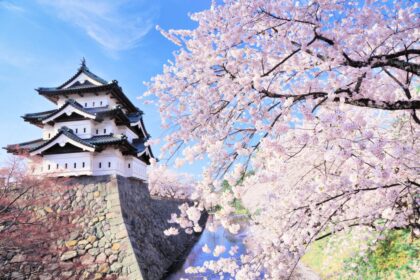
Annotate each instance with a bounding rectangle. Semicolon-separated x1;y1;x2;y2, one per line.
39;99;96;122
54;60;108;89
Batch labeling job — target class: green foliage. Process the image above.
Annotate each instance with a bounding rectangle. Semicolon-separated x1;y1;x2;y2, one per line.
217;180;250;215
344;229;419;280
302;230;361;279
303;229;419;280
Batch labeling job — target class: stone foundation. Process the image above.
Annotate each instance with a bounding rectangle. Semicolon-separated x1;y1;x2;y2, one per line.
0;175;206;280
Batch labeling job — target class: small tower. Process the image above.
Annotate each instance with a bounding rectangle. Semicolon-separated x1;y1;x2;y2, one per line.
5;61;154;180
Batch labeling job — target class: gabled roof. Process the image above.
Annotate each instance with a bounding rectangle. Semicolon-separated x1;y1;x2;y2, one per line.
36;61;139;113
57;59;107;89
37;81;139;113
28;127;96;156
4;127;153;164
23;101;150;139
41;99;98;124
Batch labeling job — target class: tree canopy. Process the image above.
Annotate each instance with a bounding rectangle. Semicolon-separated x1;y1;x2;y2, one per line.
147;0;419;278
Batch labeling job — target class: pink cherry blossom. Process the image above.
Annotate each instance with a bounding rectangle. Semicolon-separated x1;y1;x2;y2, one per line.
147;0;419;278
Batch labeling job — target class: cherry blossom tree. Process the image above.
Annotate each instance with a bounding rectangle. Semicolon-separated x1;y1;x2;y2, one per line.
147;0;419;278
0;157;77;277
148;160;196;199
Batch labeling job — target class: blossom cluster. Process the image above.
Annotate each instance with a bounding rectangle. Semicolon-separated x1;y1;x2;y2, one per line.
147;0;419;278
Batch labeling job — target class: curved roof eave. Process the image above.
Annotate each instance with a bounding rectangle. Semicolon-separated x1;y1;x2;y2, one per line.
29;127;96;156
41;99;97;124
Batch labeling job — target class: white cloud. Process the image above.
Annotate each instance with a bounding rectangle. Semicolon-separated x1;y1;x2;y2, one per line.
37;0;158;51
0;1;25;13
0;45;35;69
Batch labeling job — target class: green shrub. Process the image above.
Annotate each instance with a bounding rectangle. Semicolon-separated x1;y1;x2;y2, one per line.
343;229;419;280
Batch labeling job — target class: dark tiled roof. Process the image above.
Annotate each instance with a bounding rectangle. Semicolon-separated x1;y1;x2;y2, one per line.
23;101;149;138
37;81;139;113
5;127;145;155
23;99;111;124
5;127;152;164
67;80;96;89
41;99;114;122
133;139;154;159
132;139;146;152
86;106;111;114
23;109;58;121
33;60;143;117
38;83;109;92
4;138;47;153
57;62;107;89
127;111;143;123
24;127;95;154
88;134;129;145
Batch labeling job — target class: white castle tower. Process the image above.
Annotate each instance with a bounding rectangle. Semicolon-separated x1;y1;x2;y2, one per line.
5;60;154;180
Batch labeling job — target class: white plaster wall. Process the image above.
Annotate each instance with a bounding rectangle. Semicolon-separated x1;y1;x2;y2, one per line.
42;124;55;140
31;149;147;180
42;118;142;143
91;149;147;180
92;148;126;177
62;72;103;89
43;120;95;139
93;120;118;136
131;157;147;180
57;93;118;108
42;152;93;176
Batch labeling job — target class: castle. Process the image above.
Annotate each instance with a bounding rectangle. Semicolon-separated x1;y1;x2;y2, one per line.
5;60;154;180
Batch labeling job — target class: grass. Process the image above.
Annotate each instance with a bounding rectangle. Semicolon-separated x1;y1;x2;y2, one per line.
302;230;364;279
302;229;420;280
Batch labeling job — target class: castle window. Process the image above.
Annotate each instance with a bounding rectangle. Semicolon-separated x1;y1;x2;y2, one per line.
75;128;78;133
108;162;111;168
128;163;131;168
104;129;107;134
96;129;99;135
83;128;86;133
82;162;85;168
99;162;102;168
56;164;59;169
65;163;68;169
85;102;87;107
48;164;51;170
100;101;103;106
48;133;51;138
74;163;77;168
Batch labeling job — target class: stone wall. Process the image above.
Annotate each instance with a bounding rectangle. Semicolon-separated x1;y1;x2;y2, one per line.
116;176;207;280
0;175;205;280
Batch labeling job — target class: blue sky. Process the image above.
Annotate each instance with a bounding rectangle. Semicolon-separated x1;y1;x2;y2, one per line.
0;0;211;174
